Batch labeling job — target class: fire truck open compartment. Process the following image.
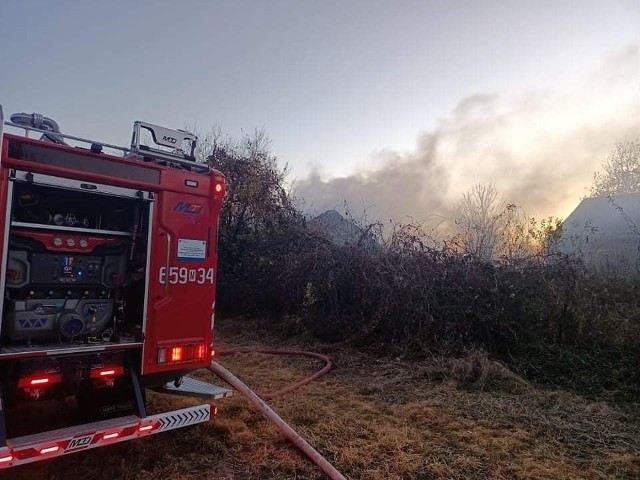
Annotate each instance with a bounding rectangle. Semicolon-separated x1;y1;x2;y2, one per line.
0;169;156;438
0;172;152;354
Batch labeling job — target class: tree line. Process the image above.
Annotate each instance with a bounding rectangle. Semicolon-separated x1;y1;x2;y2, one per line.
200;128;640;400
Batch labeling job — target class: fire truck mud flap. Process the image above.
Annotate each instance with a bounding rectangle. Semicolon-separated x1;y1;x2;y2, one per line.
159;376;234;400
0;404;212;469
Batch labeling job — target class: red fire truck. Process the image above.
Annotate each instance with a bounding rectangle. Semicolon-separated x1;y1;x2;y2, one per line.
0;105;231;469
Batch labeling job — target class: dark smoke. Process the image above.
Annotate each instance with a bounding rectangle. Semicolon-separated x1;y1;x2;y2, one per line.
295;132;450;224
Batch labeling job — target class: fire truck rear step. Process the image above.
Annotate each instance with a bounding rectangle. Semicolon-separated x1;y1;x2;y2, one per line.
0;404;213;468
159;376;234;400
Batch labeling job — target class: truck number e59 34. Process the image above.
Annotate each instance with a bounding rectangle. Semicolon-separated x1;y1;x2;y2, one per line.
159;267;215;285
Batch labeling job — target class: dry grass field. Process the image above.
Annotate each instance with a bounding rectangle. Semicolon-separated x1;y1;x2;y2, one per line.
5;318;640;480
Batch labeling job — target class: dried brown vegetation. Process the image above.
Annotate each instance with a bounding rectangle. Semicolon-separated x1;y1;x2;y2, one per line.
7;319;639;480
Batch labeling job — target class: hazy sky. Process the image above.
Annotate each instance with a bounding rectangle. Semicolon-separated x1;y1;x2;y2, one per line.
1;1;638;222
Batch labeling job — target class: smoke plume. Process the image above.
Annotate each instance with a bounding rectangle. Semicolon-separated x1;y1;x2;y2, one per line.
294;45;640;226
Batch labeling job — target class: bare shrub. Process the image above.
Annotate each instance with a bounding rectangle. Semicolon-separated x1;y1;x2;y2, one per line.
205;129;639;399
591;139;640;196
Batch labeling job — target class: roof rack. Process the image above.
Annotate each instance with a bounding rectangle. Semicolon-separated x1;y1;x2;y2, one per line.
1;107;209;174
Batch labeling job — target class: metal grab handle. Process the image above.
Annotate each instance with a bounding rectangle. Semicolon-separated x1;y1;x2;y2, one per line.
163;231;172;296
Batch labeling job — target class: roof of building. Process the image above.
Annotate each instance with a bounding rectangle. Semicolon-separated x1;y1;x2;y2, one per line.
558;193;640;274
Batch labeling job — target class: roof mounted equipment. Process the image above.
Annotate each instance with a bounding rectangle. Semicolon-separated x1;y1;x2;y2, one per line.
130;122;197;163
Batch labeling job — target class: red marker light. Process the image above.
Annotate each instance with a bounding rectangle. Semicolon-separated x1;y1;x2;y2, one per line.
195;343;207;361
39;446;59;455
139;424;155;433
158;344;209;364
0;455;13;464
18;373;62;389
90;366;124;379
211;174;226;196
102;432;119;440
170;346;184;362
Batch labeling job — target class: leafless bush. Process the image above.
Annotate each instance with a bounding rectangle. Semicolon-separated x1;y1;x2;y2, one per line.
215;218;640;400
217;212;639;355
206;130;638;398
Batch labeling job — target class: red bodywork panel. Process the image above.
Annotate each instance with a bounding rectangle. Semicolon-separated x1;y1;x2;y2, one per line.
0;133;224;376
144;188;220;374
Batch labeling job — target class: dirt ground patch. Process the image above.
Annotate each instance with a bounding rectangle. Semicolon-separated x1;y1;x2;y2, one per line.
5;318;640;479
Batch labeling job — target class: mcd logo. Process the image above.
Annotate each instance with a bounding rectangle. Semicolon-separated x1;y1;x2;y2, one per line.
67;434;93;450
175;202;203;214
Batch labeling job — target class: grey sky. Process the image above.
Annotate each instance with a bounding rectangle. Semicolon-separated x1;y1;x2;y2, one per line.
1;1;638;221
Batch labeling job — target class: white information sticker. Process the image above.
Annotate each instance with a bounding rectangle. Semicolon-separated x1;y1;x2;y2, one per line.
177;238;207;261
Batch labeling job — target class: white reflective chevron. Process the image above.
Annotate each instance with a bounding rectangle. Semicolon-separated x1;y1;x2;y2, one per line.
152;405;210;433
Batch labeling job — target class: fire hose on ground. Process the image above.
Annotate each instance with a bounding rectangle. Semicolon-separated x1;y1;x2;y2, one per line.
208;349;347;480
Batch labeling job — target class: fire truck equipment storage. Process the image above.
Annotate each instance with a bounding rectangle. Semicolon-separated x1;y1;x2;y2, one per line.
0;105;232;469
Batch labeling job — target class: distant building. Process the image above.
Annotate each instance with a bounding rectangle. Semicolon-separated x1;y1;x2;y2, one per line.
557;193;640;275
307;210;378;249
